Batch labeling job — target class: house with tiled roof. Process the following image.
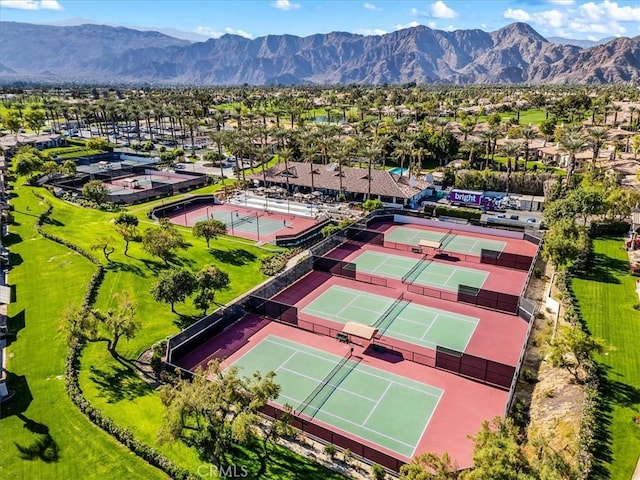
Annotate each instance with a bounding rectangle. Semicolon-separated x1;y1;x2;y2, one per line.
249;161;433;207
0;133;65;158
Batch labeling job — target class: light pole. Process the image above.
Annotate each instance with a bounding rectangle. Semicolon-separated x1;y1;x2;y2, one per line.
256;214;260;241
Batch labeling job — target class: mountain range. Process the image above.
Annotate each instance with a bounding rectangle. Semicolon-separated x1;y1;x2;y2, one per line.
1;21;638;85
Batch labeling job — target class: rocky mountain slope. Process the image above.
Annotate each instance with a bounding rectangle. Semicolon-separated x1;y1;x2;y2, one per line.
1;21;637;85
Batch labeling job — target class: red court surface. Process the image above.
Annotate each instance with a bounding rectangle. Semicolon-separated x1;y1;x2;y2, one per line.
165;202;318;243
371;220;538;258
274;271;529;366
174;317;508;469
330;242;528;297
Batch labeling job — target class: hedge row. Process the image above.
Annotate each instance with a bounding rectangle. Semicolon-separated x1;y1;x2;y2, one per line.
432;205;482;220
589;221;631;236
555;269;598;480
260;247;303;276
32;189;195;480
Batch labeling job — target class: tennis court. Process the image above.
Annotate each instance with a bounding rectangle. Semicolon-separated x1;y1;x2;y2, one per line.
385;226;507;256
193;209;285;237
301;285;478;352
352;250;488;291
230;335;442;458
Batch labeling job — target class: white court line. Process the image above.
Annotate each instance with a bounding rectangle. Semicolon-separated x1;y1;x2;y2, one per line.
362;382;393;426
419;314;439;340
410;390;444;458
262;336;441;398
279;366;378;403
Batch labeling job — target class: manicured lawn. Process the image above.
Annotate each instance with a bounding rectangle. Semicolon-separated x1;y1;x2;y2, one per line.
571;238;640;480
21;186;345;478
0;184;166;480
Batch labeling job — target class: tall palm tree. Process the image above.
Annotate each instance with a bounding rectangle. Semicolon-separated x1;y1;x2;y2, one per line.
500;141;521;196
585;126;608;170
278;147;293;194
559;131;587;186
518;125;536;172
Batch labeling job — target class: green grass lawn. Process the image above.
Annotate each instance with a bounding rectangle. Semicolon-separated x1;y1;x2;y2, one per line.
0;184;166;480
8;185;344;478
571;238;640;480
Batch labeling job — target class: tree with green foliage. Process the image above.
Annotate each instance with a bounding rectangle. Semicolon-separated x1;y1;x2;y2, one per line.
542;220;587;268
59;292;139;357
192;218;227;248
60;159;77;175
81;180;109;204
194;265;230;314
2;109;22;136
538;119;556;143
142;218;186;265
86;137;109;151
399;452;458;480
460;417;535;480
113;213;140;256
24;108;46;134
567;187;605;225
90;236;116;262
150;268;196;312
11;147;44;177
92;292;139;356
158;360;282;470
363;198;383;211
544;322;606;383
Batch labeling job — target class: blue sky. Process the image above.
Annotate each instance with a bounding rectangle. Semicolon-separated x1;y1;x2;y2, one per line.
1;0;639;41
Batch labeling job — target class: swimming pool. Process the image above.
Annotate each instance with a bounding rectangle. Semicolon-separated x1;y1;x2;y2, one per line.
389;167;408;175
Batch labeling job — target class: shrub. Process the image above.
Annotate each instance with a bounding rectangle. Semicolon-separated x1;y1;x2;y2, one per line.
323;444;337;458
589;221;630;236
522;368;536;383
433;205;482;220
371;464;386;480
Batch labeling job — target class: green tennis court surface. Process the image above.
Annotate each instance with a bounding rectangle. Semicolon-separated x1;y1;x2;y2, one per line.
193;210;284;236
231;335;442;457
302;285;478;351
353;250;488;291
385;226;507;256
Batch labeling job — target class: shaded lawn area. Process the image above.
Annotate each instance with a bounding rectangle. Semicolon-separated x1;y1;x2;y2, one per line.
0;184;166;480
571;238;640;480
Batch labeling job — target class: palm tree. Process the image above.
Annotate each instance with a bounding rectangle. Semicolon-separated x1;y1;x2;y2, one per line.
559;131;587;186
393;138;413;175
278;147;293;194
585;126;608;170
481;126;500;170
518;125;536;172
500;141;521;195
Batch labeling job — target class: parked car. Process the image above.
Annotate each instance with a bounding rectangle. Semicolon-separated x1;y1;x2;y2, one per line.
526;218;537;223
509;215;520;221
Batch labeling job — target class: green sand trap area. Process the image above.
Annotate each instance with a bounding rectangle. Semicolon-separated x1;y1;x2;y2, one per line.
353;250;489;291
195;209;285;236
302;285;478;351
231;335;442;457
385;226;507;256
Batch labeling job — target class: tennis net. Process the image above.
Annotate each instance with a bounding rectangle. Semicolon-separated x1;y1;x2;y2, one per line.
439;230;456;249
231;213;257;227
297;349;355;418
401;255;432;284
372;293;408;335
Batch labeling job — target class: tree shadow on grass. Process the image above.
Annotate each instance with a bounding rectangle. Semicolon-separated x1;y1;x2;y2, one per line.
2;231;23;247
88;361;154;403
174;313;202;329
14;414;60;463
138;257;166;275
41;216;64;227
573;253;625;285
209;248;257;266
587;361;640;480
106;260;146;277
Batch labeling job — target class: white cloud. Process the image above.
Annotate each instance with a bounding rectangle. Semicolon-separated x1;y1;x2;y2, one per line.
395;20;420;30
195;26;224;38
410;7;419;16
480;23;487;28
579;0;640;22
503;8;532;22
195;26;253;39
548;0;574;4
355;27;388;35
502;1;638;39
428;21;437;28
224;27;253;39
430;1;457;19
0;0;62;10
271;0;300;11
363;3;381;11
444;24;456;31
